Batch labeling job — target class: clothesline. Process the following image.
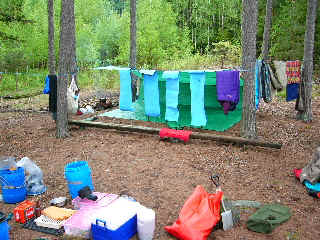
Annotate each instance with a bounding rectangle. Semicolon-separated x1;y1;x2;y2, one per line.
91;65;253;73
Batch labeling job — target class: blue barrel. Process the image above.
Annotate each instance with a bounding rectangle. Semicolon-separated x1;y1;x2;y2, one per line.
0;167;26;204
0;212;10;240
64;161;94;199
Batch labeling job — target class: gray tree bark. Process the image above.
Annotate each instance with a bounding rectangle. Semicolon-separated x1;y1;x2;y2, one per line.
56;0;77;138
301;0;318;122
130;0;137;101
240;0;258;139
262;0;273;61
48;0;55;75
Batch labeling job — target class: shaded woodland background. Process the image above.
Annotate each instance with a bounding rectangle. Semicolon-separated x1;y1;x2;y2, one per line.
1;0;319;71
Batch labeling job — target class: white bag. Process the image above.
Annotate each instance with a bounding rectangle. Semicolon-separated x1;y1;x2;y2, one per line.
16;157;46;195
67;75;79;114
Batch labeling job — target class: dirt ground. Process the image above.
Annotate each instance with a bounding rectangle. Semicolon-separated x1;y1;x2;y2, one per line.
0;93;320;240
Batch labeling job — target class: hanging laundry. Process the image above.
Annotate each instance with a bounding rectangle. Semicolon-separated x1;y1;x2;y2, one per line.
260;60;272;103
119;69;134;111
163;71;180;122
286;60;301;84
286;83;299;102
285;60;301;102
255;60;262;109
189;71;207;126
43;75;50;94
49;75;57;114
273;61;288;89
143;71;160;117
216;70;240;115
267;64;282;91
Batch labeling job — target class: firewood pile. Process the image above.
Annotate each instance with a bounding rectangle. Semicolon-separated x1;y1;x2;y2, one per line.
79;91;119;111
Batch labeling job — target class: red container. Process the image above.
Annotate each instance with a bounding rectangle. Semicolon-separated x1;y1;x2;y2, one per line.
14;200;36;224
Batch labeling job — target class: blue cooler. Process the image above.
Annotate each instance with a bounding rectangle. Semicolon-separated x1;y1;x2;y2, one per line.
91;216;137;240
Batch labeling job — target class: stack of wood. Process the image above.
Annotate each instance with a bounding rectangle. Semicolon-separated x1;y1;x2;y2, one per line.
79;92;119;111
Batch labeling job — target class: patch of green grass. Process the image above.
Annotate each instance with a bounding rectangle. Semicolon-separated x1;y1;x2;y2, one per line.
79;69;120;91
276;89;286;99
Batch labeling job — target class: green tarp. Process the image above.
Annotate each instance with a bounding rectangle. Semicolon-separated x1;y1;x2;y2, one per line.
99;71;244;132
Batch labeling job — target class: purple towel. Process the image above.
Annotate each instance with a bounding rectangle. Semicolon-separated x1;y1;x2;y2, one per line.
216;70;240;104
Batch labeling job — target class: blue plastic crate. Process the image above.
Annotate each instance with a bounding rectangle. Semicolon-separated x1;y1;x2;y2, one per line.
91;215;137;240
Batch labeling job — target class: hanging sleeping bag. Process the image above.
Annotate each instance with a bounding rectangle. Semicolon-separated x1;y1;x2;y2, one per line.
165;185;223;240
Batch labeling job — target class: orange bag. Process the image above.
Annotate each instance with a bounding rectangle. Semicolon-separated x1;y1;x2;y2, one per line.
165;185;223;240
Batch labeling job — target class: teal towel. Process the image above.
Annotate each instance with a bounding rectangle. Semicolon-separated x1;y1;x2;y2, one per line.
119;69;133;111
189;71;207;126
144;71;160;117
163;71;180;122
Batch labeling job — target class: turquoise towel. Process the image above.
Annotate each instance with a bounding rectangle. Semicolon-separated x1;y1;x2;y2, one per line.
144;71;160;117
189;71;207;126
163;71;180;122
256;60;262;109
119;69;133;111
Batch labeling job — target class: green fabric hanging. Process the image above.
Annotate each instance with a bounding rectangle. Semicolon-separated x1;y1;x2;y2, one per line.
99;71;244;132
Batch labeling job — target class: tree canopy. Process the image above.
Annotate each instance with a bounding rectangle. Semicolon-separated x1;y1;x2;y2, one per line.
0;0;319;70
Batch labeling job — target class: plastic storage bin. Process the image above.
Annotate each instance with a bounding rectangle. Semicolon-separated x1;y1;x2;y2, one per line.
137;205;155;240
63;207;102;239
0;167;27;204
72;192;118;210
64;161;94;199
91;215;137;240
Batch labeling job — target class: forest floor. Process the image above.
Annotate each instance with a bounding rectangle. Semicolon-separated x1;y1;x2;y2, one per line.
0;89;320;240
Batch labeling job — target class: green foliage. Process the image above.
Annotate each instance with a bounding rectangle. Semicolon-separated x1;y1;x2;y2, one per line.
0;0;319;78
116;0;192;68
211;41;241;68
95;13;122;65
168;0;242;53
270;0;307;61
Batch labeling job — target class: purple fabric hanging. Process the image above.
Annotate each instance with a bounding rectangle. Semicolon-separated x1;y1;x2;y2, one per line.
216;70;240;103
216;70;240;115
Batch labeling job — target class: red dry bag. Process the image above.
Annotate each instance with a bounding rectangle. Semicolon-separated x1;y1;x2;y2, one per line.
165;185;223;240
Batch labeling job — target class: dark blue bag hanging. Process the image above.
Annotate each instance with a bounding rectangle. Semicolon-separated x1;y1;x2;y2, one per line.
43;75;50;94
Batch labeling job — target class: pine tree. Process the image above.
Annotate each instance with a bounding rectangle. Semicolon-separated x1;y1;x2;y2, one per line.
240;0;258;139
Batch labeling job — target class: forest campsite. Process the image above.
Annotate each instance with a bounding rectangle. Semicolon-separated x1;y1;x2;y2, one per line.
0;0;320;240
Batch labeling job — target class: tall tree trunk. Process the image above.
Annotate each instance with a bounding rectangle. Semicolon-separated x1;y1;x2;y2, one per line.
57;0;77;138
262;0;273;61
240;0;258;139
48;0;55;75
130;0;137;101
301;0;318;122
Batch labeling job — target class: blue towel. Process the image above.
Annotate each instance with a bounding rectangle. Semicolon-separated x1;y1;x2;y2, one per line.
119;70;134;111
43;75;50;94
255;60;262;109
163;71;180;122
189;71;207;126
144;71;160;117
286;83;299;102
